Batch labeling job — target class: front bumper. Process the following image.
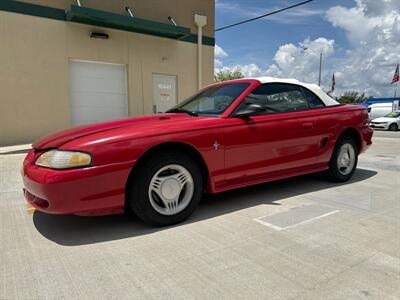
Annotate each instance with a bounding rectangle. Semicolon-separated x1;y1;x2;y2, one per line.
22;149;135;216
369;123;389;130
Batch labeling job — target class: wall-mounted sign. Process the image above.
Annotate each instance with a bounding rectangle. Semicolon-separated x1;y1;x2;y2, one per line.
160;93;170;102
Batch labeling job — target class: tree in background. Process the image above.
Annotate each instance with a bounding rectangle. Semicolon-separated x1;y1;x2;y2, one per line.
335;91;371;104
214;68;244;82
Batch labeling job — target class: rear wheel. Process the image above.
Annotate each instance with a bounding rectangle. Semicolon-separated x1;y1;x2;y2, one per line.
389;123;398;131
327;137;358;182
127;152;203;226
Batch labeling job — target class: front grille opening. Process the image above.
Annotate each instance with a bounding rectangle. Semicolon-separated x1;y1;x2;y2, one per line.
24;189;49;208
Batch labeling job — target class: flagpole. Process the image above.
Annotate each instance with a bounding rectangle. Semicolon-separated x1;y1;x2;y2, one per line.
395;81;398;111
392;64;399;111
394;65;398;98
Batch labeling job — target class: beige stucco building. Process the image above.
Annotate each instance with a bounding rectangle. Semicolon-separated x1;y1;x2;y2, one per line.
0;0;215;146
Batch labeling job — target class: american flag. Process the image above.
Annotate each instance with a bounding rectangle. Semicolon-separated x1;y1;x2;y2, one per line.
331;73;336;92
391;64;399;84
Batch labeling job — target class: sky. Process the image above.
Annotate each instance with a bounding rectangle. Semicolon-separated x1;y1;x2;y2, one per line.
214;0;400;97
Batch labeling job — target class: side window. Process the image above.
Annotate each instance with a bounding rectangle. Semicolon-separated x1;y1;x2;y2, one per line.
236;83;309;115
301;87;325;108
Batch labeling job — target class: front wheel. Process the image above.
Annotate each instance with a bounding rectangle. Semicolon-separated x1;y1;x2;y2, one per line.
388;123;398;131
327;137;358;182
127;152;203;226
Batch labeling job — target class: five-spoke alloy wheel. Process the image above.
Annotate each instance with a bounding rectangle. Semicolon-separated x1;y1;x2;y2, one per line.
337;143;356;176
127;151;203;226
327;136;358;182
148;164;194;216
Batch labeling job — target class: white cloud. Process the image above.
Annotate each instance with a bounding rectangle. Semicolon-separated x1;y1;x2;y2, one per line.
356;0;400;17
215;0;400;97
266;38;335;87
214;59;223;68
216;37;335;89
215;44;228;59
273;37;335;73
216;63;263;77
214;44;228;69
325;0;400;96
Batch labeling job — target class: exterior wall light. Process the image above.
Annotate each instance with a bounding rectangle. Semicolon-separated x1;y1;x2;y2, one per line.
168;16;177;26
125;7;134;18
90;32;109;39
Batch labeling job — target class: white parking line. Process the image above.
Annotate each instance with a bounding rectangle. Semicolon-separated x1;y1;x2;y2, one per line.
253;218;284;231
254;210;340;231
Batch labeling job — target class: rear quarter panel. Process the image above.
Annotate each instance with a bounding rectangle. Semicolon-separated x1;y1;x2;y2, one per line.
316;104;370;164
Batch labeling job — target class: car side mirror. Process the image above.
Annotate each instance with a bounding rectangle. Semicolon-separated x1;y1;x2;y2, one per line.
233;103;264;118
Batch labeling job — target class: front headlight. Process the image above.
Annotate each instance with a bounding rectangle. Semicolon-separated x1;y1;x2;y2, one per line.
35;150;92;169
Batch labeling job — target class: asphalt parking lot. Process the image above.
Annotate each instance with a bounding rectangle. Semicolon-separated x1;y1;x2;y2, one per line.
1;131;399;300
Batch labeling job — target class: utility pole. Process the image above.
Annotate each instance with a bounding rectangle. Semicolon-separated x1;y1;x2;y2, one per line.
303;47;323;86
318;52;322;86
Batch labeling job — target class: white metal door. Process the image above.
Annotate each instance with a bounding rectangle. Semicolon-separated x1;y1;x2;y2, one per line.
152;74;177;113
69;60;128;126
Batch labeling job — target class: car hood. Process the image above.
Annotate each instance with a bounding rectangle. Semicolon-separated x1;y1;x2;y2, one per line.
371;117;394;122
33;114;195;149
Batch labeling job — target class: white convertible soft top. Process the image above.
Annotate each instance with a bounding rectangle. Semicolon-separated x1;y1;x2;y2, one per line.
248;76;339;106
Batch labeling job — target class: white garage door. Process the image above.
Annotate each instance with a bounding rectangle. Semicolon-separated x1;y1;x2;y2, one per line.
69;60;128;126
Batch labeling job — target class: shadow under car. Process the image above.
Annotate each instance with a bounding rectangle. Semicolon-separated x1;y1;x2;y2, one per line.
33;168;377;246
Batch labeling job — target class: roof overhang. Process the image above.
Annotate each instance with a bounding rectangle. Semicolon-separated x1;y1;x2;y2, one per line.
66;5;191;39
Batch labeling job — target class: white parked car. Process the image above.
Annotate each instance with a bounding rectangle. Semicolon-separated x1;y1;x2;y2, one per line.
370;110;400;131
367;103;393;120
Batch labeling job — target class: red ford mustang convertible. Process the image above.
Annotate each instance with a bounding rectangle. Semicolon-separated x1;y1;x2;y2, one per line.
22;77;373;226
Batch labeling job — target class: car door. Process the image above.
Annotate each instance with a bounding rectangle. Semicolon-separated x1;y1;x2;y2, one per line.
299;86;335;165
222;83;324;185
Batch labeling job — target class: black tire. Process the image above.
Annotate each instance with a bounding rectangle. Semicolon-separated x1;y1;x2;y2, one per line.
327;136;358;182
389;123;398;131
127;152;203;226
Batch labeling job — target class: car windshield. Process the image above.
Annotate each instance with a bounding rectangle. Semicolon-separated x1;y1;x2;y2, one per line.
168;83;250;116
385;110;400;118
